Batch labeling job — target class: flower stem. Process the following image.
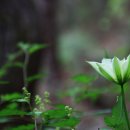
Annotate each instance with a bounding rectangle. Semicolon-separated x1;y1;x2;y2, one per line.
121;85;130;130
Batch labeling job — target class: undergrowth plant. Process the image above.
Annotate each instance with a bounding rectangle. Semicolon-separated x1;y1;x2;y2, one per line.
0;42;79;130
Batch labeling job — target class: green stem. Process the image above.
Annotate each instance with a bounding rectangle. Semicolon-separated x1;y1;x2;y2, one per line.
121;85;130;130
23;51;29;88
34;118;38;130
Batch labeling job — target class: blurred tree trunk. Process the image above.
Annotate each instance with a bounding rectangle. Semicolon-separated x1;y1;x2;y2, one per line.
0;0;61;95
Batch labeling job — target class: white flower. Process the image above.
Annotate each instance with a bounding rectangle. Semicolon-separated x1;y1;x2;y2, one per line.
87;55;130;85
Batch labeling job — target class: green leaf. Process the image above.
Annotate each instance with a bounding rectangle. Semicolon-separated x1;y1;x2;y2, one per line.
0;69;7;77
1;93;22;101
28;44;47;54
18;42;47;54
18;42;30;51
27;73;45;83
49;117;80;128
12;62;23;68
72;74;96;84
104;96;127;130
43;109;68;119
0;103;26;117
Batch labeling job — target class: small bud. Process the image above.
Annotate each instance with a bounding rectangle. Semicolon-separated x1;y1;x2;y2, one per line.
44;91;50;98
68;114;71;117
65;106;69;110
35;95;42;105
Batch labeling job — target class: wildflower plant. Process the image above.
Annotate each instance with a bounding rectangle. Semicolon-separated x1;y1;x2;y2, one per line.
87;55;130;130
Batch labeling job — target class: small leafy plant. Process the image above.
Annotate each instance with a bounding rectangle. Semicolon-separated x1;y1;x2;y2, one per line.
0;42;79;130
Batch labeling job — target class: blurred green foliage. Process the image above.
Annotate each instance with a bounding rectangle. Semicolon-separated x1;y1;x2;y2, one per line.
104;96;128;130
0;43;79;130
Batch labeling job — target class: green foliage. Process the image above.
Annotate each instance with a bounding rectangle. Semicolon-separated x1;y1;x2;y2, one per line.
18;42;47;54
0;43;79;130
27;73;45;83
60;73;100;103
104;96;128;130
43;105;79;129
1;93;22;101
72;73;96;84
0;89;79;129
0;103;26;117
107;0;127;18
66;86;100;103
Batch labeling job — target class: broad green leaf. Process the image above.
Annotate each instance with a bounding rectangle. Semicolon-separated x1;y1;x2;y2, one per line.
0;103;26;117
43;109;68;119
104;96;127;130
1;93;22;101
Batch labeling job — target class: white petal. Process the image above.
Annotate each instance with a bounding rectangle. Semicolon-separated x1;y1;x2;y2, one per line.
120;59;127;79
102;58;112;64
97;63;116;82
113;57;123;84
87;61;102;75
123;55;130;81
100;61;117;82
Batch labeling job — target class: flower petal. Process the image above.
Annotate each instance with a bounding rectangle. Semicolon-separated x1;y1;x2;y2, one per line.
123;55;130;82
118;58;126;79
113;57;122;84
100;59;117;81
102;58;112;65
87;61;102;75
97;63;117;82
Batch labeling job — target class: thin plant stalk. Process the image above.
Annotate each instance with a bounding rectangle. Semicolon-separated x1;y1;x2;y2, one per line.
121;84;130;130
23;50;29;88
23;51;39;130
34;118;38;130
